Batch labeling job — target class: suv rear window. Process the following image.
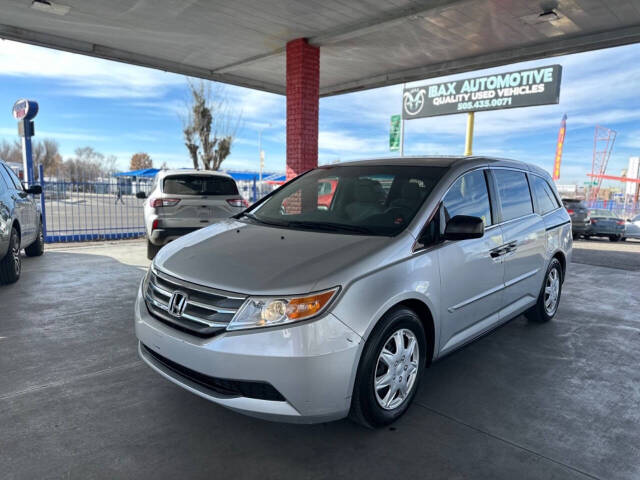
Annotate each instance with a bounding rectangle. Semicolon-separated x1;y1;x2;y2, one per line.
163;175;238;196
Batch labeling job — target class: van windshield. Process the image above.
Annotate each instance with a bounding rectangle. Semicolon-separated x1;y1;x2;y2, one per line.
244;165;447;236
163;175;238;195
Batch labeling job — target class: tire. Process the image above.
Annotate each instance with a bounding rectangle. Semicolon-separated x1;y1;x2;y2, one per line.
147;240;161;260
25;220;45;257
350;306;427;428
572;233;578;240
525;258;563;323
621;237;627;242
0;227;21;285
609;235;620;242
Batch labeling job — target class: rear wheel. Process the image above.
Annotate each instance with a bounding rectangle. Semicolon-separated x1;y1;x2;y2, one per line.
147;240;161;260
609;235;621;242
350;306;426;428
0;227;21;285
526;258;562;323
25;220;45;257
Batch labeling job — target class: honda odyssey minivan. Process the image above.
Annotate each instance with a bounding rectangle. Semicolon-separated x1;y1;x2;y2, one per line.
135;157;571;427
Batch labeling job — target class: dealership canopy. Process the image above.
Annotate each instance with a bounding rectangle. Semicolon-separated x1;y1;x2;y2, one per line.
3;0;640;177
2;0;639;96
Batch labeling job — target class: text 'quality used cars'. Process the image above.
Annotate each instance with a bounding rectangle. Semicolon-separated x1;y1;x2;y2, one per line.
134;157;571;427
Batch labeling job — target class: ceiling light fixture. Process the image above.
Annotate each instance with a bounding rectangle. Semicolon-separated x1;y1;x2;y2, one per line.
31;0;71;16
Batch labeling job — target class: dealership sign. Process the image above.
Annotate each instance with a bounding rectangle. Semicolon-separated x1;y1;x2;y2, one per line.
12;99;39;121
403;65;562;119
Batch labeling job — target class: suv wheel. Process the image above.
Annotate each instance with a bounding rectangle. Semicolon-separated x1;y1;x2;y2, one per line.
609;235;621;242
147;240;161;260
0;227;21;284
350;306;426;428
526;258;563;323
25;220;45;257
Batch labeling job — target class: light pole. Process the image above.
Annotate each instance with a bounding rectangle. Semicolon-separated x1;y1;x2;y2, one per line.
258;123;271;198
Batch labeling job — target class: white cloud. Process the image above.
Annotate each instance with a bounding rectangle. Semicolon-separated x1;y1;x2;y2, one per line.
0;127;108;142
0;39;183;98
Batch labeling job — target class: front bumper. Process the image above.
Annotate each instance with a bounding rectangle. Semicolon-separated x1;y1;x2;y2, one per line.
134;282;362;423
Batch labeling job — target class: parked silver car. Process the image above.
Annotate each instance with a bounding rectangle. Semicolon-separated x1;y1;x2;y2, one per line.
0;160;44;284
623;214;640;240
136;169;247;259
135;157;571;427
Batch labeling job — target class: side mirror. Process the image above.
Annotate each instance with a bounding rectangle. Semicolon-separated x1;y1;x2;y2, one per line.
25;184;42;195
136;191;147;199
444;215;484;241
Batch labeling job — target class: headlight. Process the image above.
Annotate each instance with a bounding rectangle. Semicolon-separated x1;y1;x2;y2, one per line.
226;287;340;331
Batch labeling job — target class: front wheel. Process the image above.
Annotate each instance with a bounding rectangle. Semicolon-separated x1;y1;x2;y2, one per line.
526;258;563;323
350;307;427;428
0;227;21;285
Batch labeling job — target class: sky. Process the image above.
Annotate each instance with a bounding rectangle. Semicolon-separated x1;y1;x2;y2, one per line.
0;38;639;185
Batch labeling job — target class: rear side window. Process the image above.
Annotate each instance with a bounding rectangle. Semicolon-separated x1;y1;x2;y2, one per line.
442;170;492;226
0;166;9;193
493;170;533;222
531;175;560;214
163;175;238;195
2;165;23;190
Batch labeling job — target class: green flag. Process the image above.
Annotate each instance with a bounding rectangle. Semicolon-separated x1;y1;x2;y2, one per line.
389;114;401;152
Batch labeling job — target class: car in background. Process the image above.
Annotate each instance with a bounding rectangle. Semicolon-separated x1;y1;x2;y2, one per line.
585;208;625;241
623;214;640;240
0;160;44;285
136;169;247;259
562;198;590;239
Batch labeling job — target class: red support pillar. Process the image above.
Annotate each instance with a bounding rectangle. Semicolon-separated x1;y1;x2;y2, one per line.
286;38;319;180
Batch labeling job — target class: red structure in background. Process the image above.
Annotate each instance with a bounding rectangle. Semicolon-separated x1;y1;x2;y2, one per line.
588;125;617;203
552;114;567;180
286;38;320;180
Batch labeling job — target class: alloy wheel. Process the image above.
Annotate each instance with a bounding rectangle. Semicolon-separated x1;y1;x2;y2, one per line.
544;267;560;316
374;328;420;410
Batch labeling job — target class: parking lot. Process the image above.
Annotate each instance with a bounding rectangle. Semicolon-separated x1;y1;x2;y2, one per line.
0;238;638;479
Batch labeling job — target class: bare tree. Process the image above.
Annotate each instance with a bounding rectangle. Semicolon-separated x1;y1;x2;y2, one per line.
32;139;63;178
0;140;22;164
130;152;153;170
183;80;241;170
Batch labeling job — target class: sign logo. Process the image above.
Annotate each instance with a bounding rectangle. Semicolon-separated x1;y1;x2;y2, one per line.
168;291;188;317
12;99;39;121
403;88;426;116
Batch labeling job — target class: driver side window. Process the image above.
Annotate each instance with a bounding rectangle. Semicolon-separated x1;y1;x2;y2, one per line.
442;170;492;227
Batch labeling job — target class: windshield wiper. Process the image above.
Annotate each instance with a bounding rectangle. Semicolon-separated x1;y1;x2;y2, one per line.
285;221;375;235
238;212;289;228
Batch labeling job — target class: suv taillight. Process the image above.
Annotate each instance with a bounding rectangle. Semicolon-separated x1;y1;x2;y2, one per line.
227;198;249;208
616;220;625;226
150;198;180;208
566;209;574;215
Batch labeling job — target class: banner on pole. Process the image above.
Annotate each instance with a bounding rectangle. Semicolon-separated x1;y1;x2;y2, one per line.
553;114;567;181
389;114;401;151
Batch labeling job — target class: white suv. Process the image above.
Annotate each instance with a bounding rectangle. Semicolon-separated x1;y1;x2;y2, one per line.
137;169;247;259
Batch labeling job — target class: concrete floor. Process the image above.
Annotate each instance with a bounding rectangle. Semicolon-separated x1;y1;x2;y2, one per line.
1;239;639;479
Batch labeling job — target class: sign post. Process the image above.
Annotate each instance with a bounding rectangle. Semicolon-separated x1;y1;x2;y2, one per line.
12;99;39;187
402;65;562;155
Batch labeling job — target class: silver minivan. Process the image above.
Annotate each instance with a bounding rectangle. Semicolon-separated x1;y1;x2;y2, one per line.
135;157;571;427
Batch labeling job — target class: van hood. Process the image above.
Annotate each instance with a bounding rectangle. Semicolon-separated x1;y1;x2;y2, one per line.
154;219;393;295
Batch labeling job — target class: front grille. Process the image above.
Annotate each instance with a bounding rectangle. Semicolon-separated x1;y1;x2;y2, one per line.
144;267;246;337
142;344;285;401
